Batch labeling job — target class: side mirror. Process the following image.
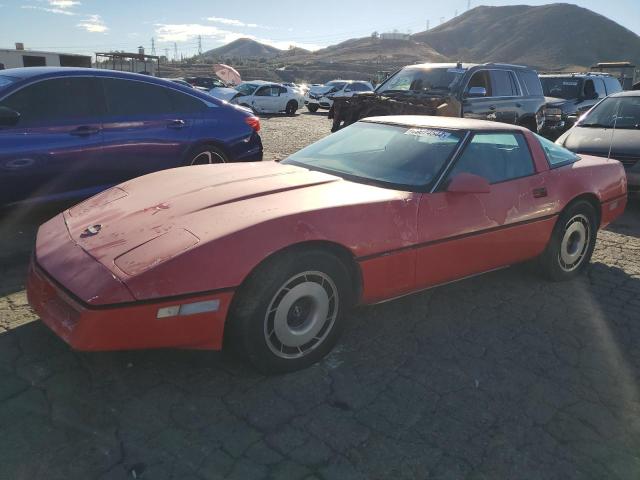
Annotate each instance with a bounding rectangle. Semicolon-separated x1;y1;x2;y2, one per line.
447;173;491;194
467;86;487;98
0;106;20;127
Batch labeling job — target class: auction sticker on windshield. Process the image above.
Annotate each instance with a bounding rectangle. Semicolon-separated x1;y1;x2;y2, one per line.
404;128;452;140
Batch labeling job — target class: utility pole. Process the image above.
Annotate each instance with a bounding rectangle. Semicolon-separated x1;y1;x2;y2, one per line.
467;0;471;10
440;16;445;24
455;9;458;17
426;20;430;31
151;37;156;55
173;42;178;63
198;35;202;56
164;48;169;60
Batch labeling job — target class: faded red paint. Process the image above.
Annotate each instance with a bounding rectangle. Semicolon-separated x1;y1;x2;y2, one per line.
28;125;628;352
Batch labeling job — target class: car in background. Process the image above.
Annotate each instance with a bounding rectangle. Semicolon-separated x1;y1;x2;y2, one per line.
305;80;374;112
28;116;626;373
184;76;228;91
557;90;640;194
329;63;546;132
0;67;262;207
214;81;305;115
540;73;622;139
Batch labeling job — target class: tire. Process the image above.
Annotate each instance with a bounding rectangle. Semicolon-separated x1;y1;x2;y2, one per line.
537;200;598;281
285;100;298;116
186;145;227;166
307;104;319;113
227;249;354;374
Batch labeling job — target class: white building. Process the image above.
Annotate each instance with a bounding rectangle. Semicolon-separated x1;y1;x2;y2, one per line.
0;44;91;70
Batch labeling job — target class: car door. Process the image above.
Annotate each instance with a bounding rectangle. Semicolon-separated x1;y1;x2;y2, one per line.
488;70;521;124
252;85;281;113
461;70;494;121
0;76;104;205
98;77;196;186
414;131;552;289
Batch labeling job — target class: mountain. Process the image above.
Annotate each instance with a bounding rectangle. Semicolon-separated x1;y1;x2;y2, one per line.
284;36;447;65
412;3;640;70
202;38;284;60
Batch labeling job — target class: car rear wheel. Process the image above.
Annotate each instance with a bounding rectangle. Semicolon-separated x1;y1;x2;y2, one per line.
187;145;227;165
538;200;597;281
307;104;319;113
227;249;353;374
285;100;298;116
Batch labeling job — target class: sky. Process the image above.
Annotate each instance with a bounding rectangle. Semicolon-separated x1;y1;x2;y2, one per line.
0;0;639;58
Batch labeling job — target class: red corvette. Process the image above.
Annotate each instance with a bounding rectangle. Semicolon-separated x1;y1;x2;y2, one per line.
27;116;627;373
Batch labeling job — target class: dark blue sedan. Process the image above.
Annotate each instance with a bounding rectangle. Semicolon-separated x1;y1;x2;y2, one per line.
0;67;263;206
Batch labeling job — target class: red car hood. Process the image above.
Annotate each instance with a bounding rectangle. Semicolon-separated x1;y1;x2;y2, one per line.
64;162;369;277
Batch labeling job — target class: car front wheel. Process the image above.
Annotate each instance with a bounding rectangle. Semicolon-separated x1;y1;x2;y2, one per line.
538;200;598;281
285;100;298;115
307;104;319;113
228;249;353;374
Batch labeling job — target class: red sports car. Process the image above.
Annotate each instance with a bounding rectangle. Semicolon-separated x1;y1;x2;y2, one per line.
27;116;627;373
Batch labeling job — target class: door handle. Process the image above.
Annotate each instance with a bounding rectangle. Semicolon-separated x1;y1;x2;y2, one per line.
533;187;548;198
70;126;100;136
167;119;185;129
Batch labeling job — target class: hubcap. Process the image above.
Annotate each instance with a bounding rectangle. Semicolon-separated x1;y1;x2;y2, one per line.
190;150;225;165
264;271;338;359
558;214;590;272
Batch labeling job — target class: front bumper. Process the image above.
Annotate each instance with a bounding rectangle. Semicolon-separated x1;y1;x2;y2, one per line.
27;259;234;351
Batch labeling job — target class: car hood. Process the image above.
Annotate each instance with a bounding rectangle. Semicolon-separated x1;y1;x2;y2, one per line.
63;162;342;270
544;96;570;107
209;87;238;101
562;126;640;156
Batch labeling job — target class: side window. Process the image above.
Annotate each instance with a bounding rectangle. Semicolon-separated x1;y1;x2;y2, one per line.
0;77;100;126
448;133;534;184
490;70;519;97
102;78;173;116
535;134;579;167
279;86;288;95
166;89;207;113
583;79;597;99
255;86;272;96
516;70;543;96
604;77;622;95
593;78;606;98
466;70;492;96
356;83;371;91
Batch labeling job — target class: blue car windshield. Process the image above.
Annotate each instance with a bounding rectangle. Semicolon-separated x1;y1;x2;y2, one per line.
283;121;464;190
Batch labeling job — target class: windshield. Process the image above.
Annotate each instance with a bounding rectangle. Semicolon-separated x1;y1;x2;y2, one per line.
578;96;640;129
235;83;258;96
541;77;581;99
376;67;464;94
0;75;16;91
283;121;464;189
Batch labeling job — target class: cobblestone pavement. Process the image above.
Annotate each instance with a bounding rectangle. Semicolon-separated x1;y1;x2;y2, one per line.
1;114;640;479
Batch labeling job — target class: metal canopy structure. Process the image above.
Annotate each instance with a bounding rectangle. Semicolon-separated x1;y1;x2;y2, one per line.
95;51;161;76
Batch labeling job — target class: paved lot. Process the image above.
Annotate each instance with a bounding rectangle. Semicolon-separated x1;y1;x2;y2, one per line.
1;113;640;479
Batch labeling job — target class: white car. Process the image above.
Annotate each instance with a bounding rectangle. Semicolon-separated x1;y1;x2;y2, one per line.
305;80;374;112
214;81;305;115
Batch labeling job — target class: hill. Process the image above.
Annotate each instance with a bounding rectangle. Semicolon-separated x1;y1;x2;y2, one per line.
412;3;640;70
284;36;447;66
202;38;284;60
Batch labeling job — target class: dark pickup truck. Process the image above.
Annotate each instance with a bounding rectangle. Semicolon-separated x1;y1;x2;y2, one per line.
329;62;546;132
540;73;622;139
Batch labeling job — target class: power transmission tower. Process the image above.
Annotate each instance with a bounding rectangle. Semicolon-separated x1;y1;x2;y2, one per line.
426;20;430;30
164;48;169;60
198;35;202;56
173;42;178;63
151;37;156;55
467;0;471;9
